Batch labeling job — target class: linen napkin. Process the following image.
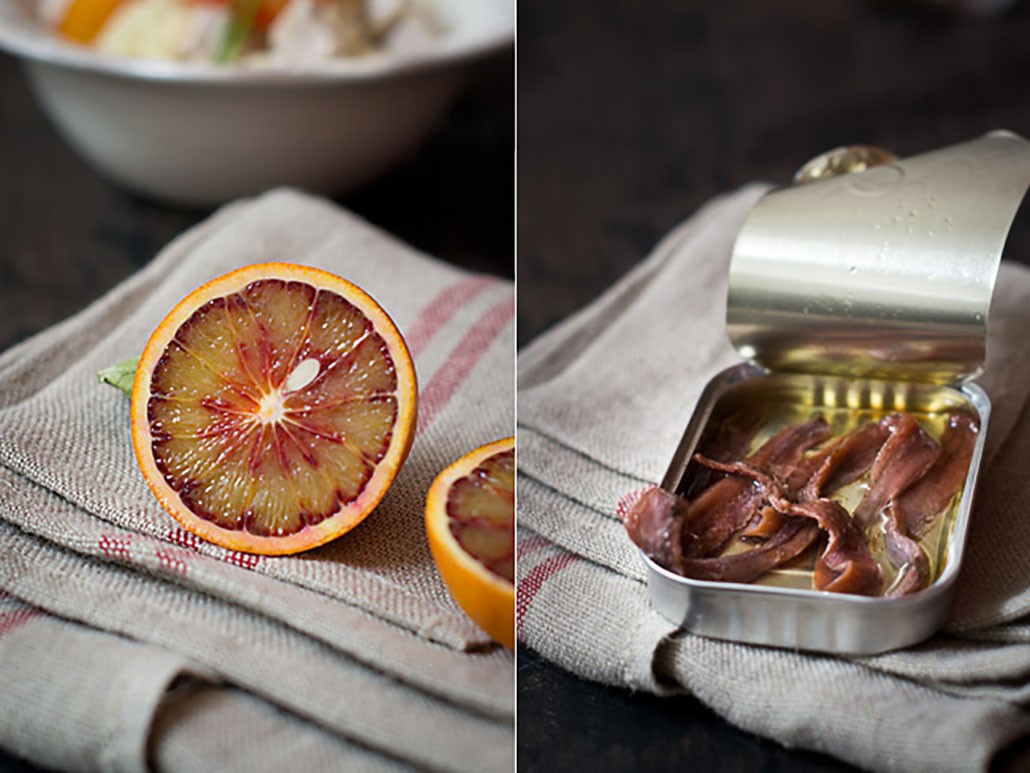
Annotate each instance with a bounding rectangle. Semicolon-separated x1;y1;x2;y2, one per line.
0;188;514;772
517;184;1030;772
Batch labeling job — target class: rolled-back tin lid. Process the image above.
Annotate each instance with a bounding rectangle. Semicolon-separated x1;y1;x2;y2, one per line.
727;131;1030;384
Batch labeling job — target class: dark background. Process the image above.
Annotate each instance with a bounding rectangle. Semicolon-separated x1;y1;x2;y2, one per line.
517;0;1029;771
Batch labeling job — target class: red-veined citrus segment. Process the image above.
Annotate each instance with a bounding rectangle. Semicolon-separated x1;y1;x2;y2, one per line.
131;262;417;555
425;437;515;649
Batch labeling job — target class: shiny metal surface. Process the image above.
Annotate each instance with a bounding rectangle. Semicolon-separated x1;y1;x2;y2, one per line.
793;144;898;185
646;365;990;655
728;131;1030;384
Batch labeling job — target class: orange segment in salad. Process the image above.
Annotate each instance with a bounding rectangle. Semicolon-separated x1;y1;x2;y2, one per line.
59;0;125;43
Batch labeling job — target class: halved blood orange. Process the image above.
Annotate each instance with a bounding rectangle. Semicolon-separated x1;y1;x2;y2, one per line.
131;262;417;555
425;437;515;649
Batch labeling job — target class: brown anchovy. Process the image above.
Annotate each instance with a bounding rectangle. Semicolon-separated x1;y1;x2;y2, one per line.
852;413;940;529
703;407;767;463
626;412;974;597
696;457;883;596
741;421;888;540
623;417;829;574
797;420;892;500
679;519;820;583
883;412;979;597
679;417;832;559
882;515;929;598
704;420;891;579
741;505;788;540
893;412;979;541
623;487;689;573
683;407;765;497
801;498;882;596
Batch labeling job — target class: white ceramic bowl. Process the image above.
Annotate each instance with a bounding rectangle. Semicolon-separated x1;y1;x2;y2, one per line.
0;0;512;205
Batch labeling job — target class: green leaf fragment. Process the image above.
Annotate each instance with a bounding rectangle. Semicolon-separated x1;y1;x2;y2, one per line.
215;0;263;63
98;356;140;397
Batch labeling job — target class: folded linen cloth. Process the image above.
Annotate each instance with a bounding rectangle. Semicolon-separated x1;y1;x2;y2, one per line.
0;188;514;771
517;184;1030;772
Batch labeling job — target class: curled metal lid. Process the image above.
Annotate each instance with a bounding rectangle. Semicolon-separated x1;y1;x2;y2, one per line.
727;131;1030;384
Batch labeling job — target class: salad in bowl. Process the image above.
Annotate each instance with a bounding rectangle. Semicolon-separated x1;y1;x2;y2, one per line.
0;0;511;204
41;0;436;65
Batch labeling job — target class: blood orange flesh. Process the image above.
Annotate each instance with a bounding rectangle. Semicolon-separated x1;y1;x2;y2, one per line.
446;448;515;583
425;437;515;649
132;263;417;555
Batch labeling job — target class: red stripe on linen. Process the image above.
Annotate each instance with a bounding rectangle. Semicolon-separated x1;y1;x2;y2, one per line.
415;294;514;438
0;607;42;637
516;551;580;640
155;547;190;576
518;533;550;559
405;275;495;358
167;529;202;550
98;534;132;561
167;529;262;571
615;486;653;522
222;551;261;571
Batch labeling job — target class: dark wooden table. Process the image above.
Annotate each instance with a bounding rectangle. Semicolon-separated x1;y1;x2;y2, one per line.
517;1;1029;771
0;44;511;772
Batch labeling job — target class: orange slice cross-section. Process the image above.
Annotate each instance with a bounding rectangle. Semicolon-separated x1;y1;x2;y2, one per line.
131;262;417;555
425;437;515;649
